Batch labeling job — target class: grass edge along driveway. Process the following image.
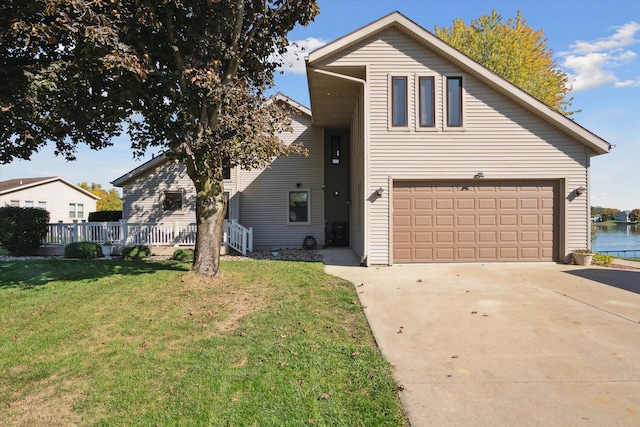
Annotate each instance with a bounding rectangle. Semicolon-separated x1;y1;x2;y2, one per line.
0;258;407;426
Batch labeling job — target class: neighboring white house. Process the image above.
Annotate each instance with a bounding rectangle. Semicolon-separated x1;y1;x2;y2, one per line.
613;211;631;222
113;12;612;265
0;177;99;223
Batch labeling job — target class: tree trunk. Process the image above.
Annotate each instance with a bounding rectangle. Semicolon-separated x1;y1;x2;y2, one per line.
189;173;227;277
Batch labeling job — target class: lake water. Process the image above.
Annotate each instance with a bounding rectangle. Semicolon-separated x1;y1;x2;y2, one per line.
592;223;640;254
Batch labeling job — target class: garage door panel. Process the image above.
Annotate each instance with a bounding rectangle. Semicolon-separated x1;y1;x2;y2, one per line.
393;180;559;263
478;215;496;226
435;231;454;243
457;199;475;210
436;215;454;226
457;215;475;226
520;215;539;226
500;215;517;226
457;231;476;243
414;215;432;227
478;231;497;243
457;247;476;260
478;198;496;209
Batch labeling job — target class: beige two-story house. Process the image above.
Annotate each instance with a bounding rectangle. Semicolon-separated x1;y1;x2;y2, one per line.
113;12;611;265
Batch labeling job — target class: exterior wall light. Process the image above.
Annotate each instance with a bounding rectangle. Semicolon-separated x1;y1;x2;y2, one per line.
474;172;484;179
376;187;384;196
576;186;587;195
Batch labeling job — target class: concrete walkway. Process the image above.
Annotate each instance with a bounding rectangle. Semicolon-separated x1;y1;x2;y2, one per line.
321;249;640;426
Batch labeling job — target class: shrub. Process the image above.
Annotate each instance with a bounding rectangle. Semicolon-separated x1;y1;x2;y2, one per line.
172;248;194;262
0;206;50;255
593;253;614;266
64;242;102;259
88;210;123;222
121;245;152;260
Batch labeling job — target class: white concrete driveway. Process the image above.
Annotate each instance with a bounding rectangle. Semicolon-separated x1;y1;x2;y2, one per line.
322;249;640;426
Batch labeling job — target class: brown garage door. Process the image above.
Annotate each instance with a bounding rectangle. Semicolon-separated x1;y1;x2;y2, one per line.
393;180;559;262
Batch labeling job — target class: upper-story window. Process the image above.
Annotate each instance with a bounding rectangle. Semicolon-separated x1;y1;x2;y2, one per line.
418;76;435;127
69;203;84;219
446;76;463;127
391;76;408;127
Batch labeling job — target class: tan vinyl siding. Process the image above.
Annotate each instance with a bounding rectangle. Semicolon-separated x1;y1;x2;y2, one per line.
238;113;325;249
122;159;238;223
320;28;591;264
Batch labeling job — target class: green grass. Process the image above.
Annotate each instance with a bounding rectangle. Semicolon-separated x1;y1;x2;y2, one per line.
0;258;406;426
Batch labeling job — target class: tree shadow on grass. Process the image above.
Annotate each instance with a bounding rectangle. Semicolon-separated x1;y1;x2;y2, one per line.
0;259;190;290
564;268;640;295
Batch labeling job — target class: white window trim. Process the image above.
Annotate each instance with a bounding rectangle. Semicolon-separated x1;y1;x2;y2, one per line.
69;203;84;219
287;189;311;226
443;74;466;131
415;74;439;132
388;74;411;131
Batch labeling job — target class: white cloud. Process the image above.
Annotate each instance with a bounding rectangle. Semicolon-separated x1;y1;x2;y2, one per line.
615;78;640;87
561;22;640;91
276;37;327;74
570;21;640;54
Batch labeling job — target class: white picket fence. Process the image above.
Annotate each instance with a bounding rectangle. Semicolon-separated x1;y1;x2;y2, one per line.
43;220;253;256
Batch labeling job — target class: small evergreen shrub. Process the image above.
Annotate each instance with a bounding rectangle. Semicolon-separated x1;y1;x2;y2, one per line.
64;242;102;259
593;253;614;266
88;211;123;222
121;245;152;260
0;206;50;255
172;248;194;262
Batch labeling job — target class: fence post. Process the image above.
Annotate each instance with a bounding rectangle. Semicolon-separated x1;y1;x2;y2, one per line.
248;227;253;252
120;220;127;246
241;229;247;256
57;221;63;245
73;220;79;243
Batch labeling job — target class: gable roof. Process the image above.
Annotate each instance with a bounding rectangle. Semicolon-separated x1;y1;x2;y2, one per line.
0;176;100;200
112;94;312;186
306;11;611;155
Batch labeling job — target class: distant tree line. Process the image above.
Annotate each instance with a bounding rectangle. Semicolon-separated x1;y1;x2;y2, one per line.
591;206;640;222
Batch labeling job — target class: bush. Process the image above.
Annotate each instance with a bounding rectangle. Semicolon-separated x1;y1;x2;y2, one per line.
593;253;614;266
64;242;102;259
0;206;50;255
172;248;194;262
121;245;152;260
88;210;123;222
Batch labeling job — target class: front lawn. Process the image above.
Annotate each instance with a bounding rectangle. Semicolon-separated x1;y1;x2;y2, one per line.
0;258;406;426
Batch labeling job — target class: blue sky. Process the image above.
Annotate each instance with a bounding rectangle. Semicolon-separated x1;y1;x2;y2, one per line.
2;0;639;210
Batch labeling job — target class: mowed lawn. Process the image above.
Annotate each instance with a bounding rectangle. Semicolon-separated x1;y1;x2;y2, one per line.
0;258;406;426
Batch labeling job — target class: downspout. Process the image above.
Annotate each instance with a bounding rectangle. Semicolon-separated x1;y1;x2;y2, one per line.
308;67;370;265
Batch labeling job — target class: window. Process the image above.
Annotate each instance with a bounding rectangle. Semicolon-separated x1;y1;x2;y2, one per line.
391;76;408;127
69;203;84;218
224;192;230;220
418;77;435;127
10;200;19;207
25;201;34;208
163;191;183;211
288;190;310;224
223;165;231;180
331;135;341;164
38;201;47;209
446;76;463;127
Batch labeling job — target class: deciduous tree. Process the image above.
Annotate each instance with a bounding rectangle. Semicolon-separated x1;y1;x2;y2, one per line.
1;0;319;276
78;182;123;211
629;209;640;223
435;10;574;114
